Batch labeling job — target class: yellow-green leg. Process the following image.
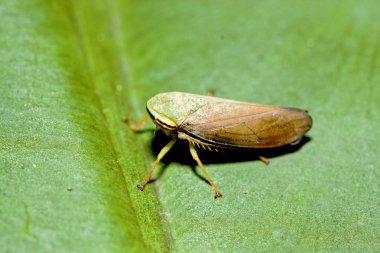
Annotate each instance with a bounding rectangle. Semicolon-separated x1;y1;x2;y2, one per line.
189;142;223;199
137;139;176;191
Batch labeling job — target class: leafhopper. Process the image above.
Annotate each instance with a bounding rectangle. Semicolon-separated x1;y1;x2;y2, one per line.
127;92;312;199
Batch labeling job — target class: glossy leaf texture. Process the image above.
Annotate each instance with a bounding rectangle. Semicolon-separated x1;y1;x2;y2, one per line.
1;0;379;252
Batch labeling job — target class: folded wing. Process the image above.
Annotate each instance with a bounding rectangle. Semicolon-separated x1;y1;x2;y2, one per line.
179;101;312;148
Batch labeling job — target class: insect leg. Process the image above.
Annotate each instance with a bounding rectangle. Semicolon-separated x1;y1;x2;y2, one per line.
207;89;215;96
258;155;270;165
137;139;176;191
124;114;150;132
188;142;223;199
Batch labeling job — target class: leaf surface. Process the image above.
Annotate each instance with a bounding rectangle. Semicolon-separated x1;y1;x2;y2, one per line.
1;0;379;252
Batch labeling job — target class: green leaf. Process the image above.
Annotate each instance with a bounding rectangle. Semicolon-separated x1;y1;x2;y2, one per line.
1;0;379;252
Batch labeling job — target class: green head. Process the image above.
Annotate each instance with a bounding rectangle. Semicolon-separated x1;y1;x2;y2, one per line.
146;92;210;134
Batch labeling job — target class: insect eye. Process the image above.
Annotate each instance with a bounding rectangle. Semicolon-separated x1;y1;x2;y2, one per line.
155;116;177;131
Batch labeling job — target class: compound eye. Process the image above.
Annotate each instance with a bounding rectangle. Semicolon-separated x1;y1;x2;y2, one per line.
155;116;177;131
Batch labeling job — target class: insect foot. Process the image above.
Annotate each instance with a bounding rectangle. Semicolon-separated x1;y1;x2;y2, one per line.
214;191;223;199
137;184;145;191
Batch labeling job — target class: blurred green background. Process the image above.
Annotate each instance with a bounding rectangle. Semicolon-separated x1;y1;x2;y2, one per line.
1;0;379;252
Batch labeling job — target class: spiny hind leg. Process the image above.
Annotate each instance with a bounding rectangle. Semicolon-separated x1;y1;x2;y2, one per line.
188;142;223;199
258;155;270;165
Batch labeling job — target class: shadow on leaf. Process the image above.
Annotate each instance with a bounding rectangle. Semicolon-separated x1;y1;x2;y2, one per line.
146;130;311;184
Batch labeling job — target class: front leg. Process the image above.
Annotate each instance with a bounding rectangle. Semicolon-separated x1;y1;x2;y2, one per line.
137;139;176;191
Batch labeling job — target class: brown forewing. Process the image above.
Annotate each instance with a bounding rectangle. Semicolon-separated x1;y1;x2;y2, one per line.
179;101;312;148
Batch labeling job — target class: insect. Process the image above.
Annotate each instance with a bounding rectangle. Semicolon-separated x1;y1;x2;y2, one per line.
126;92;312;199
